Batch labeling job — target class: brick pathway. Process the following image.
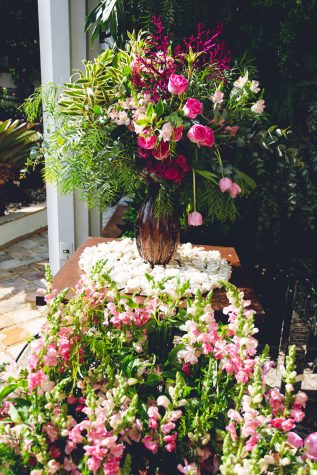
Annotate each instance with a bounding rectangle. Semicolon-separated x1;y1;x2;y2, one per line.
0;230;48;364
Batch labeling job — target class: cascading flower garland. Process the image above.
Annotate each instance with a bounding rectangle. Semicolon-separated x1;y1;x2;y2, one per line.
0;262;316;474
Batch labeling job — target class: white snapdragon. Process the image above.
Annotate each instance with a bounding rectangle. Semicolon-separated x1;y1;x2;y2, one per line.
250;80;260;93
159;122;173;142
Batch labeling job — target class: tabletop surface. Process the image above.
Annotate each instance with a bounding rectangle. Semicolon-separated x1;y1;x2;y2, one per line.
51;237;264;316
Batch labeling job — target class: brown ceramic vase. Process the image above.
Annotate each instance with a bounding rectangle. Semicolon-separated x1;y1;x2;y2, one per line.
135;183;179;267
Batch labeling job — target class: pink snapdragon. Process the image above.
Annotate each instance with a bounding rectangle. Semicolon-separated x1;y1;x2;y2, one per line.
304;432;317;460
142;435;159;454
287;432;304;449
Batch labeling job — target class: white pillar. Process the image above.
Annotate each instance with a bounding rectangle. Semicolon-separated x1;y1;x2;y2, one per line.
38;0;102;273
38;0;75;275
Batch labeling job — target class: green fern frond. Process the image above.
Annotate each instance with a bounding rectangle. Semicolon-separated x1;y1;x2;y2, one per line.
154;184;174;219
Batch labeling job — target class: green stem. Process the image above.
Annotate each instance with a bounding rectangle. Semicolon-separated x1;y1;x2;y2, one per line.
192;168;196;211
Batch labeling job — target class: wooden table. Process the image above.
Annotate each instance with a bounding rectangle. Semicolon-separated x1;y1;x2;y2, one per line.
37;237;264;318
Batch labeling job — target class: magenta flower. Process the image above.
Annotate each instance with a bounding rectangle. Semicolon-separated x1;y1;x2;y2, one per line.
187;124;214;147
152;142;169;160
188;211;203;226
168;74;188;95
142;435;159;454
183;98;203;119
137;130;157;149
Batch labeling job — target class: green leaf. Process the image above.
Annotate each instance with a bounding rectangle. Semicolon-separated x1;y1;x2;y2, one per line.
93;105;102;115
194;169;218;185
0;384;18;404
233;168;257;189
154;99;164;117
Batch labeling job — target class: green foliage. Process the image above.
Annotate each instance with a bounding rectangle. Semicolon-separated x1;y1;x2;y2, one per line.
0;119;40;185
86;0;317;237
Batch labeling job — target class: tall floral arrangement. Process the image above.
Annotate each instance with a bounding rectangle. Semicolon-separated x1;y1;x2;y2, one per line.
27;18;287;225
0;265;316;474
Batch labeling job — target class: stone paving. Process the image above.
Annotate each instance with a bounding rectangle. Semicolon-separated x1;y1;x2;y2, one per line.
0;230;48;364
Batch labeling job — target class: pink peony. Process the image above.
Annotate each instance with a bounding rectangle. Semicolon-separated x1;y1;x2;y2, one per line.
228;183;241;198
219;177;233;193
187;124;214;148
188;211;203;226
287;432;304;449
152;142;169;160
305;433;317;460
137;130;156;149
172;126;183;142
168;74;188;95
183;98;203;119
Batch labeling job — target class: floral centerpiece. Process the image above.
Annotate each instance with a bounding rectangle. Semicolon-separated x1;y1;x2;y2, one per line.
26;18;287;264
0;265;316;474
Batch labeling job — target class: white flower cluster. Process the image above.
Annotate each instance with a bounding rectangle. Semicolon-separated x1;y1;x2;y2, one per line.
79;239;232;296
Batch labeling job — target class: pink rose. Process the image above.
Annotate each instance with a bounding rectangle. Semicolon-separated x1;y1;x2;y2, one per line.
152;142;169;160
172;126;183;142
305;433;317;460
188;211;203;226
219;177;233;193
287;432;304;449
187;124;214;148
183;98;203;119
168;74;188;95
228;183;241;198
137;130;156;149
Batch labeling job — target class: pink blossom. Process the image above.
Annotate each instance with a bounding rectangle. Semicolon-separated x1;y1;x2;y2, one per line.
183;98;203;119
224;125;240;136
219;177;233;193
290;406;305;422
242;419;261;438
304;432;317;460
44;346;58;367
103;460;121;475
45;289;58;304
294;391;308;407
168;74;188;95
287;432;304;449
159;122;173;142
44;423;59;442
142;435;158;454
228;409;242;423
226;421;238;441
251;99;266;114
228;183;241;198
47;460;61;474
177;459;200;474
152;142;170;160
0;362;20;381
188;211;203;226
187;124;214;148
138;131;156;149
28;369;48;392
161;422;176;434
245;434;259;452
211;90;224;105
163;433;177;452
